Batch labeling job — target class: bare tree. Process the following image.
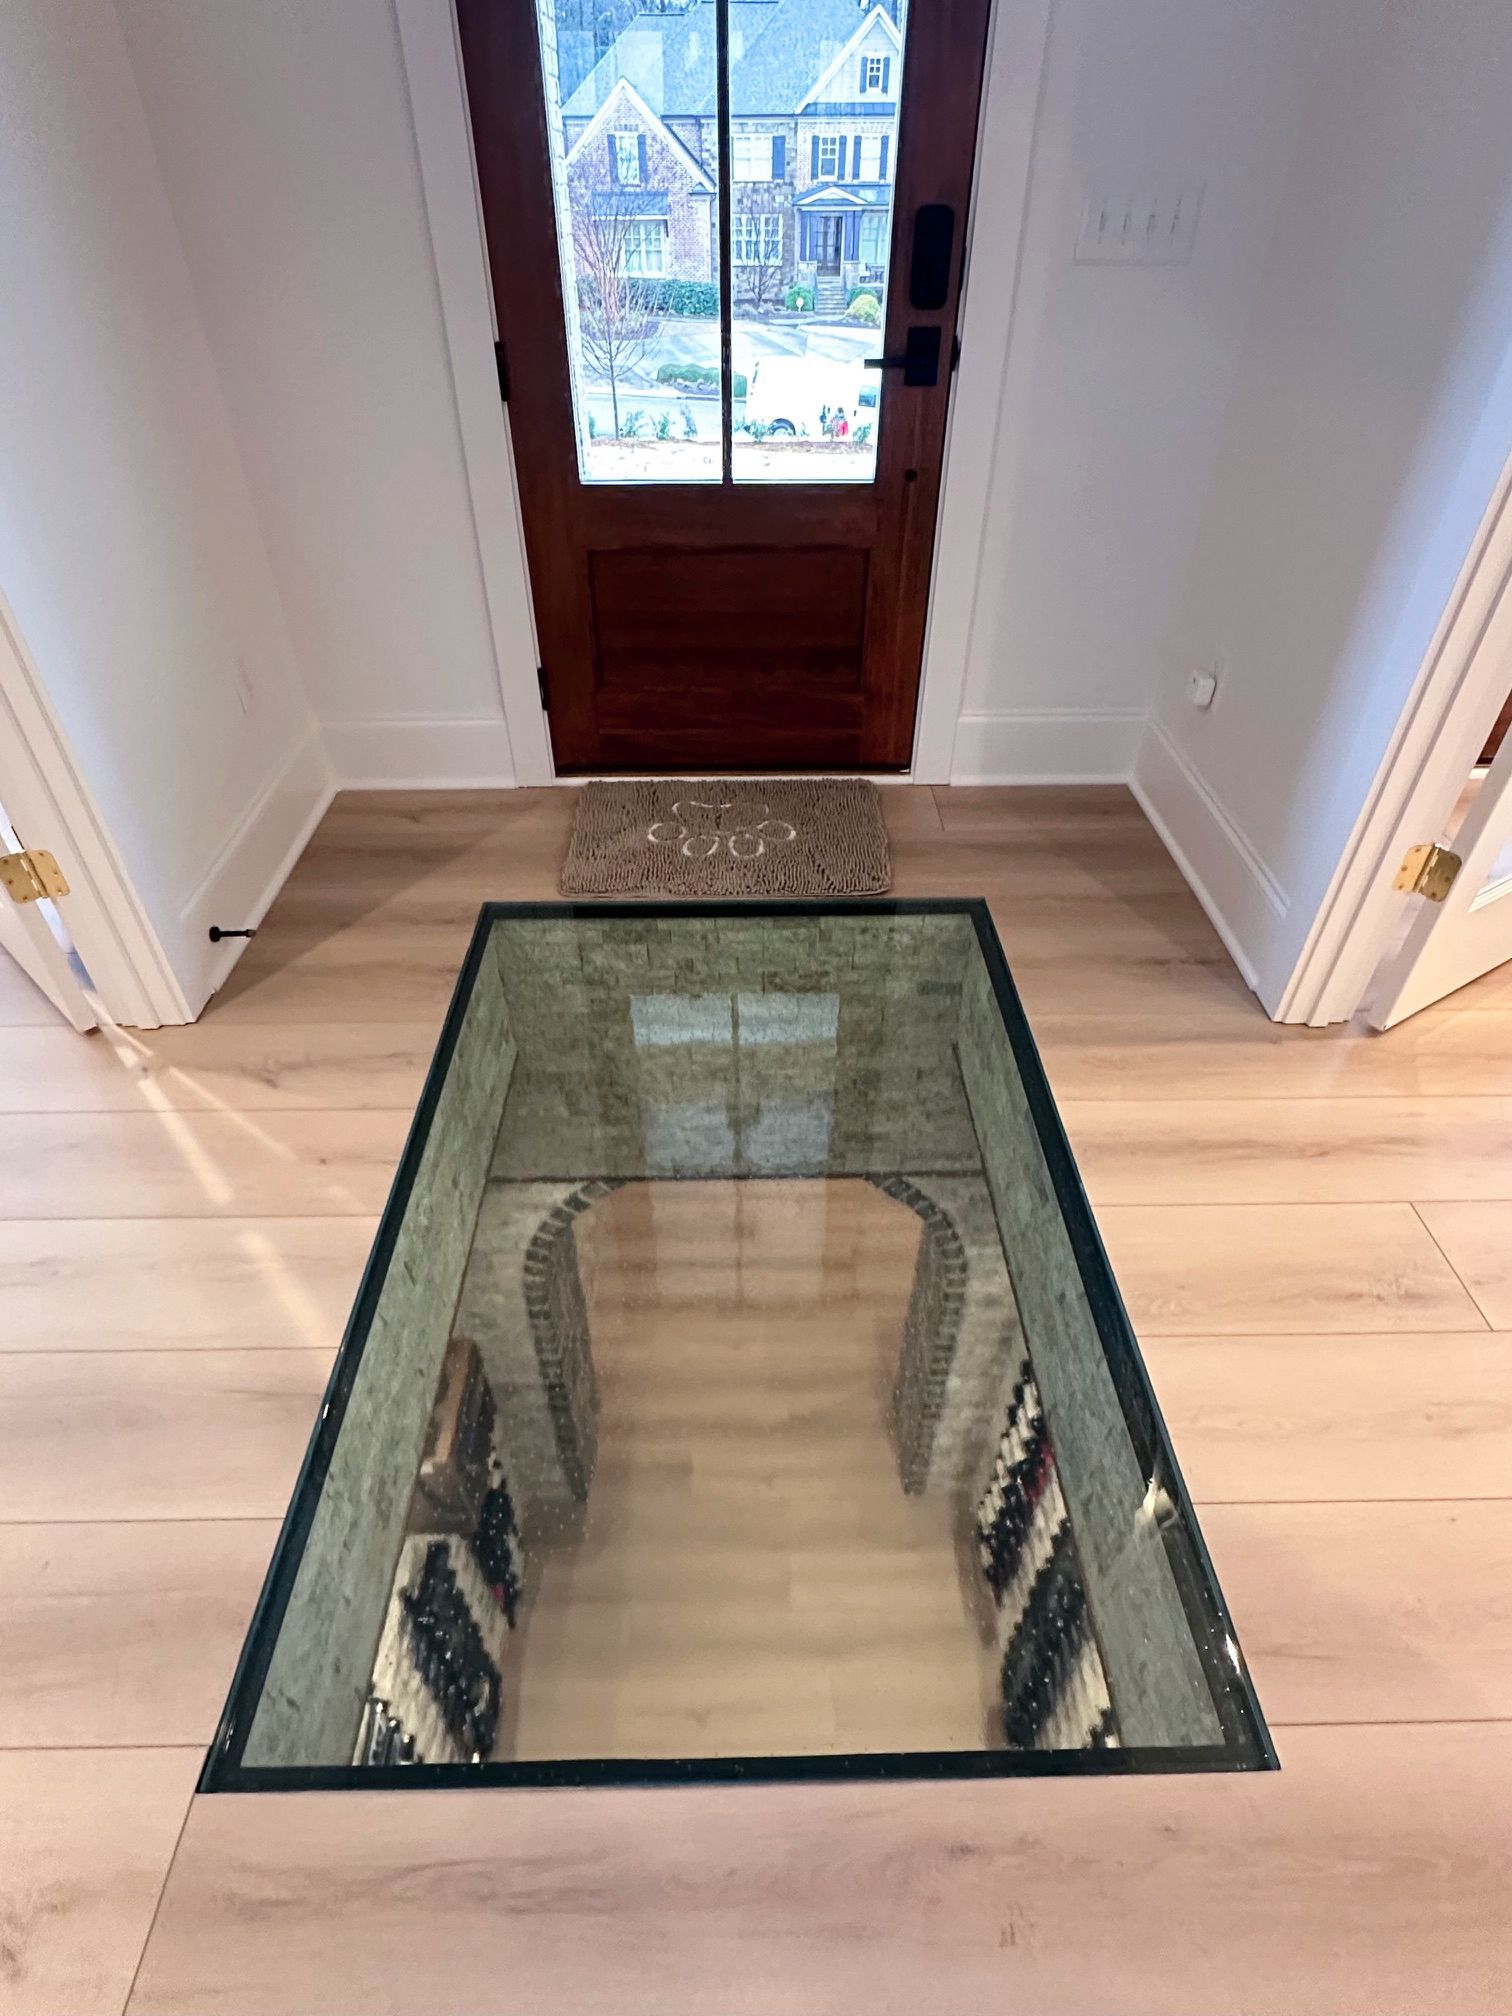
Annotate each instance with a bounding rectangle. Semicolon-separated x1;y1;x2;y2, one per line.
571;196;661;437
734;185;787;316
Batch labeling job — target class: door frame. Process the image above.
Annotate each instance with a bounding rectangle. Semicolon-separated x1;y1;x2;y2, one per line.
1275;446;1512;1026
0;588;189;1029
394;0;1051;784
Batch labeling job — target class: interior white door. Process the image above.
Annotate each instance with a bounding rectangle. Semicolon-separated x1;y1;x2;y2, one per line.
0;881;97;1031
1372;724;1512;1028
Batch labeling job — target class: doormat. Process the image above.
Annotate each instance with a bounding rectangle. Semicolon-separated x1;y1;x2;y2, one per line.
559;778;891;897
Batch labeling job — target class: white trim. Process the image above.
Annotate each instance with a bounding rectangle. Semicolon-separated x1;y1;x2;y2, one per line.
949;708;1143;785
800;7;903;112
394;0;552;783
564;77;714;191
911;0;1053;781
0;587;189;1028
322;714;518;788
1274;448;1512;1025
1130;716;1289;1000
180;727;334;1004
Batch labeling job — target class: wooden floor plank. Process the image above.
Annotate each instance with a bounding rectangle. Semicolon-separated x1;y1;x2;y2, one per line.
0;1350;329;1522
0;1218;374;1353
0;1521;278;1748
1035;1007;1512;1099
127;1725;1512;2016
1099;1201;1484;1334
0;1110;409;1218
1142;1332;1512;1502
1414;1201;1512;1327
0;1747;198;2016
1204;1499;1512;1724
1065;1097;1512;1203
0;1023;436;1114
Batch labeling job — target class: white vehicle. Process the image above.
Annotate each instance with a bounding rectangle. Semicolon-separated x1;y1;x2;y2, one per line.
740;355;880;438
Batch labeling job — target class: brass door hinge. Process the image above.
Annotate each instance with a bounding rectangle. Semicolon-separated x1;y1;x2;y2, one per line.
0;848;69;904
1394;841;1461;903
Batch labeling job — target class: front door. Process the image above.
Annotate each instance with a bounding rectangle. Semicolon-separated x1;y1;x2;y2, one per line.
458;0;992;772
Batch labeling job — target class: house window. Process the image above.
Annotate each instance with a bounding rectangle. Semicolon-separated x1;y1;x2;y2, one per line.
860;53;888;93
859;212;889;265
622;220;665;276
733;214;783;263
732;133;774;181
611;131;641;183
815;134;842;180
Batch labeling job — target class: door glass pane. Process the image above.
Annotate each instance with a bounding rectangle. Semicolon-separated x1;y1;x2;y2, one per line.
536;0;725;482
731;0;908;484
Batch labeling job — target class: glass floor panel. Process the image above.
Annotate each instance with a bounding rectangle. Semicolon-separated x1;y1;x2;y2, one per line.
206;902;1273;1790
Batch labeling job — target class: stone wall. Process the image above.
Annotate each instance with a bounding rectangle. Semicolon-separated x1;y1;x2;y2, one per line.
244;929;520;1768
452;1178;621;1538
954;953;1221;1749
878;1173;1027;1497
489;912;981;1181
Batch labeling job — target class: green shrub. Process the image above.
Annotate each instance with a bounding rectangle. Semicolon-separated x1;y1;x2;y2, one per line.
640;279;719;317
654;363;748;397
621;409;647;438
784;284;814;312
845;291;881;325
680;404;698;439
653;410;672;440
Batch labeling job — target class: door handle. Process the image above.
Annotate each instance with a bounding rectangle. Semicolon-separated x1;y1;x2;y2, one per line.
863;325;942;388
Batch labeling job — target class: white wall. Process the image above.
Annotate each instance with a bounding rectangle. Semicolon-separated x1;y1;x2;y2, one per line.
115;0;526;787
108;0;1323;793
1135;0;1512;1011
0;0;329;1015
943;0;1320;783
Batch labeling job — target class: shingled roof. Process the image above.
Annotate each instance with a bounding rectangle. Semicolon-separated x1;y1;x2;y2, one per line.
561;0;875;121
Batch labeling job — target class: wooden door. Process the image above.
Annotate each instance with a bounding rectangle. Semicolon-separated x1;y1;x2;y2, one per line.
457;0;992;773
1372;721;1512;1027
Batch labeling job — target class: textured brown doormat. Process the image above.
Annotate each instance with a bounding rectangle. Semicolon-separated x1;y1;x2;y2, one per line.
559;778;892;897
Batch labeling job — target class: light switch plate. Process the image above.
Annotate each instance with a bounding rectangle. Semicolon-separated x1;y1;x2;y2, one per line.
1075;186;1204;265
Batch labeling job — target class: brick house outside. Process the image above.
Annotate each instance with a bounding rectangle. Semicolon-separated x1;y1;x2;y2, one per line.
558;0;903;313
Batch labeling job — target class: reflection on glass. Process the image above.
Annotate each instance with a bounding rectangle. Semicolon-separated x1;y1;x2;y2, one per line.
731;0;906;482
537;0;724;481
537;0;906;486
221;909;1272;1784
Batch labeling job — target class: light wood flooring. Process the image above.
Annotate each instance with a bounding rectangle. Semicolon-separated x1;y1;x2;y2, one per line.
510;1180;993;1762
1;784;1510;2015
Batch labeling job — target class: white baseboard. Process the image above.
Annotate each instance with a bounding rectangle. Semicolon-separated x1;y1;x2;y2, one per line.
1130;717;1289;1000
179;726;334;1013
323;714;519;788
949;708;1144;785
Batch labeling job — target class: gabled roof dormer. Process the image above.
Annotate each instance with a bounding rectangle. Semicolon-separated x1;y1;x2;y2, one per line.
798;6;903;112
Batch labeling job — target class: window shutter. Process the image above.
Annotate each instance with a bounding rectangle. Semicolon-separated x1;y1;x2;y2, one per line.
879;135;889;181
852;135;862;179
771;133;785;179
637;134;648;182
606;133;618;182
811;134;820;177
881;57;891;93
